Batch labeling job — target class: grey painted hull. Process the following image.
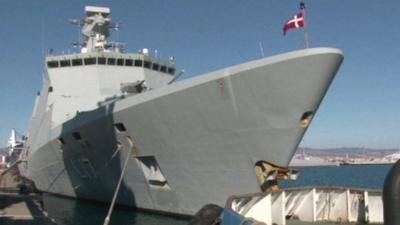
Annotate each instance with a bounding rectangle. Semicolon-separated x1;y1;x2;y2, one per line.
24;48;343;215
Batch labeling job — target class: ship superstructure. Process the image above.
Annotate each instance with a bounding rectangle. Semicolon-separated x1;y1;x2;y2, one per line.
7;129;24;165
40;6;175;129
21;6;343;215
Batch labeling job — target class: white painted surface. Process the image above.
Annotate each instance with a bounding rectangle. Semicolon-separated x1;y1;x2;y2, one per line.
228;187;383;225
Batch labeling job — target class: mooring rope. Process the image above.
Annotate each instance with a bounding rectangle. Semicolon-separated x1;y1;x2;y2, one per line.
103;137;134;225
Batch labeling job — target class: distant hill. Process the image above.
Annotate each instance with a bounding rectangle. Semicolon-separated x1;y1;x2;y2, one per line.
0;147;7;155
296;147;398;158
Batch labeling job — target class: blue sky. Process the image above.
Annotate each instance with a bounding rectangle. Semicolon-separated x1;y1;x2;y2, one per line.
0;0;399;149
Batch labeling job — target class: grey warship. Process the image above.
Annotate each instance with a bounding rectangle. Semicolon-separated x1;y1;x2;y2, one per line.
20;6;343;215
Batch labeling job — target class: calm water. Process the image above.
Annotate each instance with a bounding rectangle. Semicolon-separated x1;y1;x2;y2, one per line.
281;164;392;189
43;164;393;225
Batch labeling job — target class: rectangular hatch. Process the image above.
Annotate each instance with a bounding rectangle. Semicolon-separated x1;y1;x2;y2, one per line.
136;156;171;191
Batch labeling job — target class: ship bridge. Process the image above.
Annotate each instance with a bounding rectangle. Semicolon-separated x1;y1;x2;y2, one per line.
45;53;176;76
36;6;177;128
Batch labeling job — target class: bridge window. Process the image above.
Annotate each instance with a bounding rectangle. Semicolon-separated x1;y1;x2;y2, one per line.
167;67;175;75
84;57;96;65
47;61;59;68
45;57;173;71
144;61;151;69
107;58;116;65
72;58;83;66
152;63;160;71
98;57;106;65
125;59;133;66
134;59;143;67
117;58;124;66
60;60;71;67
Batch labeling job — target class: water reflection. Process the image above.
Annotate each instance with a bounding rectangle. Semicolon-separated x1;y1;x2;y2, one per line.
43;194;189;225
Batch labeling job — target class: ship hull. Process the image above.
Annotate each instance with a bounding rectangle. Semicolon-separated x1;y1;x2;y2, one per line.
25;48;343;215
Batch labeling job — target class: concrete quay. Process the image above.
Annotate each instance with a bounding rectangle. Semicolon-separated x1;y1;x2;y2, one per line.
0;168;57;225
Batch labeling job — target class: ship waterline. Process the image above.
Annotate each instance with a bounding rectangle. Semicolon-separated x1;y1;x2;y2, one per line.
20;6;343;216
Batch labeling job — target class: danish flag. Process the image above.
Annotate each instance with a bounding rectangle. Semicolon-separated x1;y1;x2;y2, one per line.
283;12;304;35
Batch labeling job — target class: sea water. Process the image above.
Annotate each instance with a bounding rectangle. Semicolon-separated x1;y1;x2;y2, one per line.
43;194;189;225
281;164;392;189
43;164;393;225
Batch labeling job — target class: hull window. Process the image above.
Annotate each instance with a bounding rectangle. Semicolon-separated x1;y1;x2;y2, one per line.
136;156;171;191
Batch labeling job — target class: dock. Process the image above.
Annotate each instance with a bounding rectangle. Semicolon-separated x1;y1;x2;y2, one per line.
0;167;57;225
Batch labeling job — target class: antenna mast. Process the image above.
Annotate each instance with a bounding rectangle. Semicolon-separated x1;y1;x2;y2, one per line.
69;6;123;53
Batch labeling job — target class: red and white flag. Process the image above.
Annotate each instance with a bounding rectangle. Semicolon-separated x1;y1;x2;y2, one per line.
283;12;304;35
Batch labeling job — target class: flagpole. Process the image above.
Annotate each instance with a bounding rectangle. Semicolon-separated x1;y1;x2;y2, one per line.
301;2;310;48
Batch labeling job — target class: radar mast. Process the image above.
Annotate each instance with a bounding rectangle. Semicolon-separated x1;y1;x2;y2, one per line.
70;6;122;53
